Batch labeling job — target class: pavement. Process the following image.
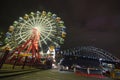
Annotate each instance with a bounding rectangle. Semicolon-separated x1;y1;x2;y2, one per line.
0;68;40;78
0;69;114;80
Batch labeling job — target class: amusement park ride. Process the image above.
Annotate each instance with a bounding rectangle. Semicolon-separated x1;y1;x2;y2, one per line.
4;11;66;68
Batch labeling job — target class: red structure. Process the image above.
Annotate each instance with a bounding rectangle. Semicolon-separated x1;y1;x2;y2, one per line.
8;27;41;69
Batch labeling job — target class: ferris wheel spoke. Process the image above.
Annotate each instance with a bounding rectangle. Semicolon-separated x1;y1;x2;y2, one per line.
27;17;35;27
31;16;36;25
40;34;47;45
42;18;51;24
37;15;43;25
24;25;33;30
40;16;47;24
45;19;54;24
41;29;56;33
53;42;59;46
37;15;44;25
41;31;55;38
23;20;34;27
38;40;42;48
40;32;53;42
17;40;24;45
18;35;30;44
41;30;52;35
21;35;30;41
15;33;28;41
20;31;31;36
47;23;56;27
21;32;31;39
43;21;54;27
16;26;30;30
15;30;31;37
18;23;32;28
15;31;31;40
16;24;32;31
39;26;52;33
24;22;33;28
41;31;52;39
40;16;48;24
40;32;48;41
15;37;22;41
35;15;40;26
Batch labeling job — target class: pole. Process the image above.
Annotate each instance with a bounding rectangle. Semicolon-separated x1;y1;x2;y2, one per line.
0;49;9;69
22;56;28;69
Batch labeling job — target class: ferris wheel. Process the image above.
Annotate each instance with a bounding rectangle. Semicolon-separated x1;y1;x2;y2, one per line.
8;11;66;53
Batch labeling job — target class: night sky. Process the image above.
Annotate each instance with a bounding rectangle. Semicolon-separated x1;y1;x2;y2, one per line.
0;0;120;58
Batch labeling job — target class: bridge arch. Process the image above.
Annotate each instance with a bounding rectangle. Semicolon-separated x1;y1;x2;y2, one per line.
61;46;120;63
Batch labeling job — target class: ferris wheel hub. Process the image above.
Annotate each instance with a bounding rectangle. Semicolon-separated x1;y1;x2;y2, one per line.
32;27;39;33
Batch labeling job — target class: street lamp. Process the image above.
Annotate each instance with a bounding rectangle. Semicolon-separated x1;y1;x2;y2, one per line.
99;58;102;66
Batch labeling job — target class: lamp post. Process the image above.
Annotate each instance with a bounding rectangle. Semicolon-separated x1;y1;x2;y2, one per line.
99;58;102;66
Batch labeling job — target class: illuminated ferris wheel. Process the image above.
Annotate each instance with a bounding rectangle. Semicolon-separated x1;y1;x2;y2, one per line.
8;11;66;53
